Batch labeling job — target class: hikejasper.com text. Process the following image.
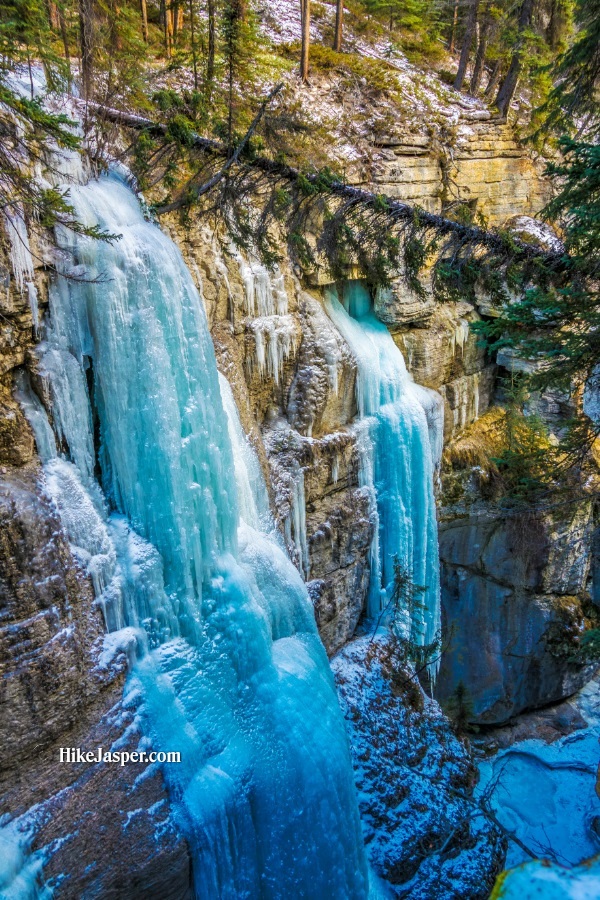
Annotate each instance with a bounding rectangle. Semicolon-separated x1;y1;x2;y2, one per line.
59;748;181;765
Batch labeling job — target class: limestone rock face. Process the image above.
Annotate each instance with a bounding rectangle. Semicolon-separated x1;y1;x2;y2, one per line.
0;244;40;466
264;423;374;655
0;378;34;465
373;279;435;328
435;497;597;725
392;301;495;441
370;122;550;225
0;466;193;899
287;291;358;437
0;465;110;763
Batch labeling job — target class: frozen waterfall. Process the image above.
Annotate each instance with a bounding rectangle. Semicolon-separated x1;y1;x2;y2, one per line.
20;171;368;899
325;281;442;651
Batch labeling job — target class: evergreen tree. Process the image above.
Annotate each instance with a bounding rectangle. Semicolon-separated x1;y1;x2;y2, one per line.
482;0;600;465
445;681;474;734
0;0;105;240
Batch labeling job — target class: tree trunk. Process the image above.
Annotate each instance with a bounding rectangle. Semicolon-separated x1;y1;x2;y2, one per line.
469;2;491;94
300;0;310;82
484;59;501;96
547;0;565;50
79;0;94;99
109;0;122;52
449;0;459;53
140;0;149;41
48;1;60;30
453;0;480;92
333;0;343;52
206;0;215;89
189;0;198;88
59;6;71;63
174;3;184;35
164;0;174;56
495;0;534;118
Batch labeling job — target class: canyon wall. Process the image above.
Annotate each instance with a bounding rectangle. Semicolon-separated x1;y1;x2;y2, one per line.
0;111;593;893
370;117;550;225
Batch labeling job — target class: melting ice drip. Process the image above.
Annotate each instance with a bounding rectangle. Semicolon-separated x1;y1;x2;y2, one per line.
236;254;299;384
325;281;443;651
19;173;368;899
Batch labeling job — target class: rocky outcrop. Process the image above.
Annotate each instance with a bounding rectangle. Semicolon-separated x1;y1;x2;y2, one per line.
0;464;193;899
436;506;597;724
371;121;550;225
391;300;496;441
333;635;506;898
264;424;374;654
435;413;598;724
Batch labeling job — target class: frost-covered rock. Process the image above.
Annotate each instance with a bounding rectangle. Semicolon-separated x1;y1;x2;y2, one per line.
333;635;506;898
504;215;564;254
0;466;192;899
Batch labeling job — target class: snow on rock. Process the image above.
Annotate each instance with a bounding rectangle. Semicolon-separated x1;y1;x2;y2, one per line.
95;627;141;673
333;635;506;899
504;216;564;254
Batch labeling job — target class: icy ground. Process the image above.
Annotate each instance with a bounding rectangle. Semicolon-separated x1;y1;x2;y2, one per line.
477;677;600;869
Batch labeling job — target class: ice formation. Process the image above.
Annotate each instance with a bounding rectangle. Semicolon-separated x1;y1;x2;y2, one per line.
19;171;368;898
325;281;442;650
235;252;299;384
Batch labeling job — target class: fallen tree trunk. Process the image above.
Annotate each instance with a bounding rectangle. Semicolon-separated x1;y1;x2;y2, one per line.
75;97;563;268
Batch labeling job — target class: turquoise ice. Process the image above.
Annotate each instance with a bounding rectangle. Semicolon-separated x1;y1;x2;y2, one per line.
25;172;368;899
325;281;442;652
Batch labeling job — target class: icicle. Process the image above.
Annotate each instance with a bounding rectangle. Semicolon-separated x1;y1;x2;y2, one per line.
2;209;39;332
290;463;310;579
248;315;299;384
449;317;470;358
331;452;340;485
13;370;57;462
2;213;34;294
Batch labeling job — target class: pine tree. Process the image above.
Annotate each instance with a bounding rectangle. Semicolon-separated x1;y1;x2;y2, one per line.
481;0;600;462
454;0;480;91
445;681;474;734
0;0;110;241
